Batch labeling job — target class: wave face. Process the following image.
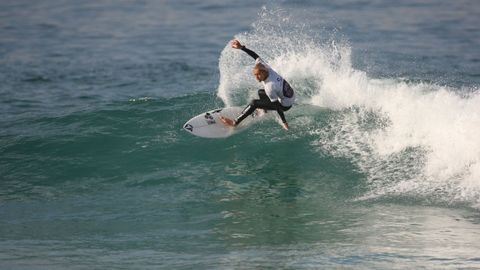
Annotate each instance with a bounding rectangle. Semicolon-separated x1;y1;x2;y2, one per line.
216;8;480;208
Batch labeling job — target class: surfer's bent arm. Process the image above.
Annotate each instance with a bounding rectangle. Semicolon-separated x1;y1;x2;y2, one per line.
231;39;260;60
240;47;259;60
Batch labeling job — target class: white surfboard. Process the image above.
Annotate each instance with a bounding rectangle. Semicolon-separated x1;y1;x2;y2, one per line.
183;107;265;138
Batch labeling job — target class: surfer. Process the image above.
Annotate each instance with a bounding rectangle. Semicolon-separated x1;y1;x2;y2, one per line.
220;39;295;130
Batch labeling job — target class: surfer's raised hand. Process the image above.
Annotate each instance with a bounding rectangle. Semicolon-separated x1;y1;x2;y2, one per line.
230;39;243;49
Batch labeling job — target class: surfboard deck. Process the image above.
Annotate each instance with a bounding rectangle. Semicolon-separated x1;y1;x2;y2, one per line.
183;107;265;138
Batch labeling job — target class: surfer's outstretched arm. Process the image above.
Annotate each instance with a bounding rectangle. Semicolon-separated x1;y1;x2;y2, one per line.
231;39;259;60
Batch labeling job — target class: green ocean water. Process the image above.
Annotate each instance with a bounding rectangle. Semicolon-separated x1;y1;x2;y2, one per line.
2;0;480;269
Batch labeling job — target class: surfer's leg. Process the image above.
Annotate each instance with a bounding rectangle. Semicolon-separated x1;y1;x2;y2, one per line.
234;97;276;125
257;89;270;114
258;89;269;101
234;103;257;125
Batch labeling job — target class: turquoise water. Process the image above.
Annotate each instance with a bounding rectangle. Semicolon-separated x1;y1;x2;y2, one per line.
2;1;480;269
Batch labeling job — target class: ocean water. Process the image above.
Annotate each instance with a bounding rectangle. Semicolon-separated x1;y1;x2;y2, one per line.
1;0;480;269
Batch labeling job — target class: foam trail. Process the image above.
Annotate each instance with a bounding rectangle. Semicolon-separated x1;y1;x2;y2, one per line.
217;8;480;208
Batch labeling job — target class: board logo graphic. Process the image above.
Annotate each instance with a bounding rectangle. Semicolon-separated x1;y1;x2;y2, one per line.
204;112;216;125
184;124;193;132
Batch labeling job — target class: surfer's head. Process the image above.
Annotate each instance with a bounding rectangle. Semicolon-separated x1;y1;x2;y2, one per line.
253;63;268;82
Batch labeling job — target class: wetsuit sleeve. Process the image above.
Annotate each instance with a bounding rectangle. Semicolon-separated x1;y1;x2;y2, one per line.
240;46;260;60
277;109;287;124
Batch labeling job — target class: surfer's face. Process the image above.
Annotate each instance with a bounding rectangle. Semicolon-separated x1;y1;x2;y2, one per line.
253;70;268;82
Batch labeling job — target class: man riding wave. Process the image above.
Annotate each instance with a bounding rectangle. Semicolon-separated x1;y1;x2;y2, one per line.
220;39;295;130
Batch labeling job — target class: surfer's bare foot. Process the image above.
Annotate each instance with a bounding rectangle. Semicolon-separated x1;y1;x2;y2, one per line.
282;122;289;130
220;116;236;127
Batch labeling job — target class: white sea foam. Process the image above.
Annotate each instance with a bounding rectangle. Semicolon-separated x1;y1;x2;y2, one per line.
217;8;480;207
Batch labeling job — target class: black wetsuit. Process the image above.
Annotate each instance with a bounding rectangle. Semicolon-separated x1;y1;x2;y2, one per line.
234;47;294;126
